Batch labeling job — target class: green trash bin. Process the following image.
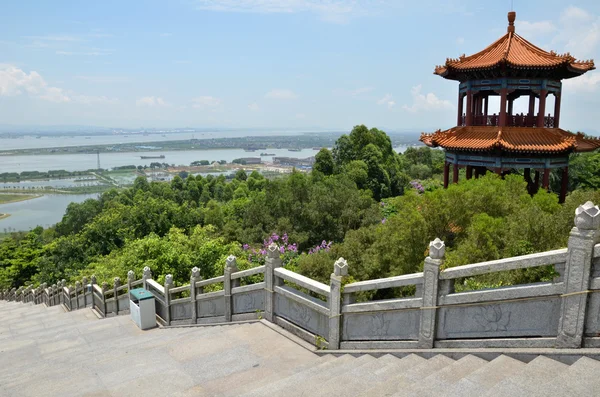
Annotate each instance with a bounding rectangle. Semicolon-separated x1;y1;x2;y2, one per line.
129;288;156;330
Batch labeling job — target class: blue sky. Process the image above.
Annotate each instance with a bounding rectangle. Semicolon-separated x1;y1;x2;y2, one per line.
1;0;599;132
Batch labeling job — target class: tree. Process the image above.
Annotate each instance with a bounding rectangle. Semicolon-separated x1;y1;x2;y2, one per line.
314;148;334;175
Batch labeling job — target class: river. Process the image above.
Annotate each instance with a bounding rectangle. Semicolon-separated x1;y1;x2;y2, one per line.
0;194;98;232
0;146;411;173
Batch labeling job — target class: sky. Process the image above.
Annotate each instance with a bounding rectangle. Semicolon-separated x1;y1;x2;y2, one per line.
1;0;599;133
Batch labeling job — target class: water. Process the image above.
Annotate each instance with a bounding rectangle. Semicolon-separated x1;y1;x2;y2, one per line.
0;194;98;231
0;131;325;151
0;146;410;174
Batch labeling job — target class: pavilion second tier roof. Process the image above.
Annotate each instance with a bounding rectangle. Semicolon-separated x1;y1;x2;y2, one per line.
434;12;595;81
420;126;600;154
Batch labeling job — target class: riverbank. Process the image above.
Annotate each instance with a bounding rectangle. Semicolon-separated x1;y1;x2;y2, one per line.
0;194;42;204
0;213;10;220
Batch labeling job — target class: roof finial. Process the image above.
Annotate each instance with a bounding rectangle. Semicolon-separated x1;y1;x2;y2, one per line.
507;11;516;33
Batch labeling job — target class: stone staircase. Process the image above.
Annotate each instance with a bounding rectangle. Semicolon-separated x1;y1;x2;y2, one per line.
2;300;600;397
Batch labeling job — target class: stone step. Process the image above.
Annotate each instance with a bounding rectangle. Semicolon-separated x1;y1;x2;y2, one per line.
284;355;378;397
309;354;399;397
393;355;488;397
483;356;569;397
536;356;600;396
239;354;359;397
443;355;526;397
358;354;454;397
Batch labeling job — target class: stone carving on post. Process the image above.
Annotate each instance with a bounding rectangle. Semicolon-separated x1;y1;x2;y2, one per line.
329;257;348;350
190;267;201;324
113;277;121;315
82;277;88;307
127;270;135;295
61;279;67;306
164;274;173;325
418;238;445;348
224;255;239;322
142;266;152;290
75;281;81;309
264;243;283;322
557;201;600;348
52;284;58;306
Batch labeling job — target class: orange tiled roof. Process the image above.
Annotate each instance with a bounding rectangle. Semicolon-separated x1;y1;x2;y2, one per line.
434;13;595;78
420;126;600;154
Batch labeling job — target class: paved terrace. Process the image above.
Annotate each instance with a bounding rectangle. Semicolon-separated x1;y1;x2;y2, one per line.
4;300;600;396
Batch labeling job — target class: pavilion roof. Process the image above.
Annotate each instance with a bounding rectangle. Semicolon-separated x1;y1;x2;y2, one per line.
420;126;600;154
434;12;595;81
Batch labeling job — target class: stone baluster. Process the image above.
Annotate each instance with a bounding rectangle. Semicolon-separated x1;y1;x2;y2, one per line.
329;257;348;350
52;284;58;306
224;256;239;322
164;274;173;326
99;282;107;315
142;266;152;290
557;201;600;348
418;238;446;349
127;271;134;294
90;276;97;309
190;267;201;324
113;277;121;316
61;279;67;305
74;281;81;309
264;243;282;322
82;277;88;307
41;283;48;305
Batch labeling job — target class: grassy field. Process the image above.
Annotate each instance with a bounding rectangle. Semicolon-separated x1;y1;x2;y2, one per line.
0;194;41;204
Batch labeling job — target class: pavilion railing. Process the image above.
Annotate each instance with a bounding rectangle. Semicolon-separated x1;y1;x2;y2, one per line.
4;201;600;351
462;114;554;128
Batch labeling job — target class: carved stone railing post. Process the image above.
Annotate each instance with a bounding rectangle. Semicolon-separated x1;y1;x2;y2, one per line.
127;271;134;293
82;277;88;307
329;258;348;350
42;283;48;306
190;267;201;324
113;277;121;316
264;243;282;322
224;256;238;322
142;266;152;290
90;275;97;309
101;282;108;315
164;275;173;325
557;201;600;348
61;279;67;306
418;238;445;349
52;284;58;306
74;281;81;309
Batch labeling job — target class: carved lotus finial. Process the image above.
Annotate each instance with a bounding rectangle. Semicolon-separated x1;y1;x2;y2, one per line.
127;270;135;281
574;201;600;230
165;274;173;286
334;258;349;277
191;267;201;279
82;277;88;285
143;266;152;279
91;275;97;284
101;282;108;291
429;238;446;259
113;277;121;287
75;281;81;288
226;255;237;270
267;242;279;258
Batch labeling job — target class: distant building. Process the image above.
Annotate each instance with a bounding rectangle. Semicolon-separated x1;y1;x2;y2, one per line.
272;157;315;167
233;157;262;165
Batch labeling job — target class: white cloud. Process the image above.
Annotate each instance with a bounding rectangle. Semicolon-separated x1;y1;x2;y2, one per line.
516;20;556;39
193;0;393;23
248;102;260;111
0;64;69;102
402;85;452;113
56;49;113;56
136;96;169;107
556;6;600;59
265;89;297;100
377;94;395;109
191;96;222;109
72;95;119;105
23;35;82;42
456;37;465;45
563;73;600;93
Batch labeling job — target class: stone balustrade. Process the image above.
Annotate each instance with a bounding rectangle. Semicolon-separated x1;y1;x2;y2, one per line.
4;201;600;350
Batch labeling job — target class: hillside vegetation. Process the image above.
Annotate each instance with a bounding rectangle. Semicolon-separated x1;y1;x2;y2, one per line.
2;125;600;295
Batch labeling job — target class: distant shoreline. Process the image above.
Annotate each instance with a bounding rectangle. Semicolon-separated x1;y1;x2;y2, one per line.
0;194;43;205
0;213;10;220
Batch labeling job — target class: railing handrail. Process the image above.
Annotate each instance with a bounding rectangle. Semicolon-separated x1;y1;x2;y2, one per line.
274;267;330;297
344;273;424;294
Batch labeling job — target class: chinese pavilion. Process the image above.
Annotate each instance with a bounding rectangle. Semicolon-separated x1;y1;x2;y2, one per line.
420;11;600;203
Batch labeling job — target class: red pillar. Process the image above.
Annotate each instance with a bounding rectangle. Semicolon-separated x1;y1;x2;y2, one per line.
443;162;449;188
465;91;473;126
457;93;464;126
537;89;547;127
453;163;459;184
554;93;561;128
466;165;473;180
495;167;503;177
528;95;535;116
484;96;489;118
542;168;550;190
499;88;508;127
559;166;568;203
